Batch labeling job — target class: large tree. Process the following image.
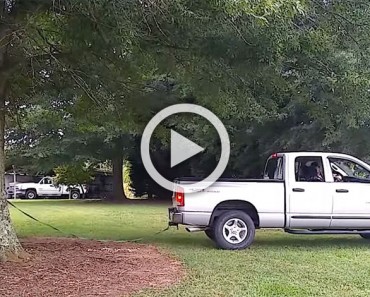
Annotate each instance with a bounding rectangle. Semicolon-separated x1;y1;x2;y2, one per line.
4;0;183;201
1;0;161;259
0;0;30;261
2;0;370;261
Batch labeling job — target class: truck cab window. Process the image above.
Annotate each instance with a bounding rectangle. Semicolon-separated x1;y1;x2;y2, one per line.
295;157;325;182
264;156;283;180
41;178;53;185
329;158;370;183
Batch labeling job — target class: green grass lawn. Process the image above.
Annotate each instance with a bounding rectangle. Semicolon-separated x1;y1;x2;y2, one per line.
9;200;370;297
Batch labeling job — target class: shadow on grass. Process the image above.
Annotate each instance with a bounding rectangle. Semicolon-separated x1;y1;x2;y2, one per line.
254;235;369;249
144;232;370;251
94;199;171;206
139;233;215;249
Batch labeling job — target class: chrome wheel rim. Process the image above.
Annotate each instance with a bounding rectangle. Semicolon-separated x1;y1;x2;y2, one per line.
222;218;248;244
27;192;35;199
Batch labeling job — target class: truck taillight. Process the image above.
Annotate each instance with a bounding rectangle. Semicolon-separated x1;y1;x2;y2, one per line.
175;186;185;207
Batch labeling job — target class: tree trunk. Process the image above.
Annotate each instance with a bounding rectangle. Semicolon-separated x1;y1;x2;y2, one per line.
0;72;23;262
0;17;26;262
111;155;127;201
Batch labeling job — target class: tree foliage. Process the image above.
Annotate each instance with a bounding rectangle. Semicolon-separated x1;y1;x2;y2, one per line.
4;0;370;196
54;163;93;198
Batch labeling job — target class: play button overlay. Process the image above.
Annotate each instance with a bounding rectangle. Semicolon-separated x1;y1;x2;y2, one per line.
170;130;205;167
140;103;230;193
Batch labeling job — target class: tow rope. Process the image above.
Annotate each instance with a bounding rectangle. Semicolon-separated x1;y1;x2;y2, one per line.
7;200;171;243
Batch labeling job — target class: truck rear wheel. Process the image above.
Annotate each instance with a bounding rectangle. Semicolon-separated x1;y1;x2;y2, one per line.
71;190;81;200
360;233;370;240
213;210;255;250
204;228;214;240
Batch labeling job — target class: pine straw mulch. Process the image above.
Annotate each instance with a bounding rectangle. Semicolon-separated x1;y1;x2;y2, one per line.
0;237;185;297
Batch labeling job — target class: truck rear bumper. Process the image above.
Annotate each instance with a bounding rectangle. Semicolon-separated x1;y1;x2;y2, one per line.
168;207;211;226
168;207;183;225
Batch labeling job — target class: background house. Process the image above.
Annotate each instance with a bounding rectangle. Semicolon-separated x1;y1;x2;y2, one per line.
85;171;114;199
5;173;38;189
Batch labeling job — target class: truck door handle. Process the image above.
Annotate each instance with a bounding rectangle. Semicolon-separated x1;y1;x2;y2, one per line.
293;188;305;192
336;189;349;193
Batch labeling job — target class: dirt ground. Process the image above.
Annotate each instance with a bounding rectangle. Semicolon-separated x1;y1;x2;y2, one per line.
0;238;184;297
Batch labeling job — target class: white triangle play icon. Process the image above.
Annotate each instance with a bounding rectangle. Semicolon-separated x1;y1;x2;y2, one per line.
170;130;204;168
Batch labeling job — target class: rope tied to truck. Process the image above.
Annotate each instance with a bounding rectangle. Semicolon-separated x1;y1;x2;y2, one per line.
7;200;171;243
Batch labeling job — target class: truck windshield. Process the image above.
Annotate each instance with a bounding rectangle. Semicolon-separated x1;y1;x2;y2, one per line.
264;156;283;180
34;177;43;183
329;158;370;180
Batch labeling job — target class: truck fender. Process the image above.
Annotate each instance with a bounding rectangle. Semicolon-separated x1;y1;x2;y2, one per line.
25;188;37;194
209;200;260;228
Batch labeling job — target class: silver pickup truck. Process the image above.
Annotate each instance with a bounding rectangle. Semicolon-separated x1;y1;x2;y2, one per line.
168;152;370;250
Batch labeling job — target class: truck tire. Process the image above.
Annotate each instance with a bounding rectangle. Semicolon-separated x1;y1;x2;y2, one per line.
25;190;37;200
213;210;255;250
71;190;81;200
360;233;370;240
204;228;215;240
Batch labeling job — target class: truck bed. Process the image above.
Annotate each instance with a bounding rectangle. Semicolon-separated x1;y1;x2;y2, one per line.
173;178;285;228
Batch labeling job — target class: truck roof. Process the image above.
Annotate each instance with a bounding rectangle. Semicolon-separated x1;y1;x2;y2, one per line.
274;152;357;159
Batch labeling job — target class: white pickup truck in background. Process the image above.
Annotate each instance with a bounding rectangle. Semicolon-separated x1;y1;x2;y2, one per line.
7;176;87;200
169;152;370;250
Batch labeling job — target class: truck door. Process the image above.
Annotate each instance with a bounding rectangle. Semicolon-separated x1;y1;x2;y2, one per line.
287;156;333;229
38;177;60;196
328;157;370;228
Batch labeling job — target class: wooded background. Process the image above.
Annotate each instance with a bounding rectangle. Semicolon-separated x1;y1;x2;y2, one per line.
3;0;370;201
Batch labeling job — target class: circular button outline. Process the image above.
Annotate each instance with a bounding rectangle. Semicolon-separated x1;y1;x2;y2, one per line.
140;103;230;193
